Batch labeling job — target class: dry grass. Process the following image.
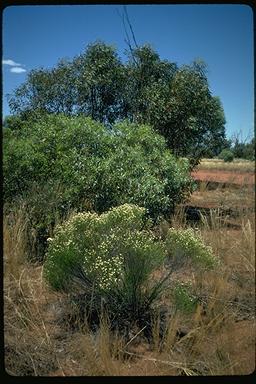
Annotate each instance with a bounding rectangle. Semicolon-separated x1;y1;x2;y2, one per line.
191;184;255;208
4;181;255;376
3;205;28;278
198;158;254;173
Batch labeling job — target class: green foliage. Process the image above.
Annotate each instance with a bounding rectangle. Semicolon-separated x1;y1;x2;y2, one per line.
44;204;157;291
8;60;78;116
8;41;226;162
3;136;46;199
73;41;125;123
44;204;168;328
218;148;234;162
205;137;233;158
96;121;193;217
173;282;198;313
142;65;226;165
3;114;109;204
233;137;255;160
3;114;27;131
44;204;220;328
8;42;124;125
165;228;219;270
3;114;193;260
123;44;177;123
3;114;111;260
244;137;255;161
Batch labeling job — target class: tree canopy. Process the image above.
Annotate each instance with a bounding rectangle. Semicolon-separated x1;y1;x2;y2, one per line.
7;41;226;162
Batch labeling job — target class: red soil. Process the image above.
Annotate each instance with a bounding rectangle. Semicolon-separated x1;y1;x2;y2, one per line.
191;170;255;185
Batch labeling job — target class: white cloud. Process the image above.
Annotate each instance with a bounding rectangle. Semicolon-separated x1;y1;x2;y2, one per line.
10;67;26;74
3;59;22;67
3;58;27;74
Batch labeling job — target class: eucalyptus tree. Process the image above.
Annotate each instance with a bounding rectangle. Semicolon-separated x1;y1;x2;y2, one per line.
73;41;125;124
8;59;77;115
138;59;226;164
8;42;226;162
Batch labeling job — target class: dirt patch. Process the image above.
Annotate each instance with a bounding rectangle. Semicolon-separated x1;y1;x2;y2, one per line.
191;170;255;186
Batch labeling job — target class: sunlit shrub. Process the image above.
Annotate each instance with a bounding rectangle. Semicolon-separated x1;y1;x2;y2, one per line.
44;204;166;300
44;204;170;333
165;228;219;270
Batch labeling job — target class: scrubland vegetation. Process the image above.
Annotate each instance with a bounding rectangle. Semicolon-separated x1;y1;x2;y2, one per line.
3;40;255;376
4;120;255;375
4;181;255;376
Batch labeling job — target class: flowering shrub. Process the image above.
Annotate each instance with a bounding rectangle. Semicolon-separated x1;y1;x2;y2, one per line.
165;228;219;269
44;205;221;332
44;204;165;293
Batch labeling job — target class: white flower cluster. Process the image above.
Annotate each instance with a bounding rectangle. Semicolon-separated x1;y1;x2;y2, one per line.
44;204;159;292
166;227;219;269
94;255;123;290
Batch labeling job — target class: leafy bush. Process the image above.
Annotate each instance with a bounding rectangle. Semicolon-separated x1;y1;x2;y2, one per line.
3;113;109;203
97;121;193;218
165;228;219;270
3;114;193;260
3;114;110;260
44;204;168;329
218;148;234;162
173;282;198;313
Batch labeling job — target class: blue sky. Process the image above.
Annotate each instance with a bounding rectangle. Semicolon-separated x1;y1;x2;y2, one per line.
2;4;254;141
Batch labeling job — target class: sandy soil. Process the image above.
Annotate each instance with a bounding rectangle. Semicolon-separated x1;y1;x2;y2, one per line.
191;170;255;185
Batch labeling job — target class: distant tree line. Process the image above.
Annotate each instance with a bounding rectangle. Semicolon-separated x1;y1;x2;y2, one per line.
6;41;227;165
232;137;255;160
217;136;255;162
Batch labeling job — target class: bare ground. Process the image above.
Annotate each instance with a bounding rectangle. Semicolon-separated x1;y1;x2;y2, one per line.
191;170;255;186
